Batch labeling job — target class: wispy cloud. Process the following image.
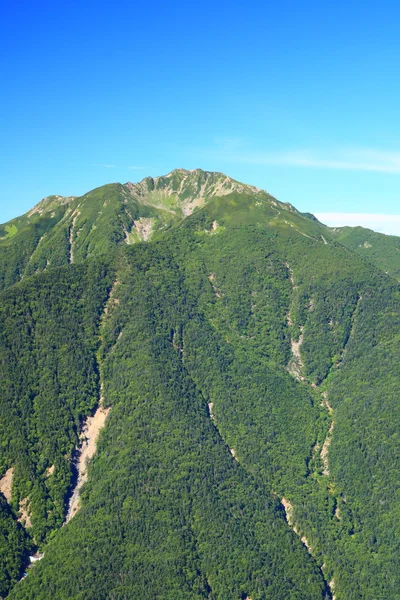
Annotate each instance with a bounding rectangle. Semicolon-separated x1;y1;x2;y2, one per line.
315;212;400;236
92;164;146;170
212;144;400;173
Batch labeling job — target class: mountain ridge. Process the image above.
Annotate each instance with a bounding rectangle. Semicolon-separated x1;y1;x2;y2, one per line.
0;169;332;292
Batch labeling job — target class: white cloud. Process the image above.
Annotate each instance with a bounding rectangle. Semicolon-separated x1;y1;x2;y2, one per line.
93;164;146;170
213;144;400;173
315;212;400;236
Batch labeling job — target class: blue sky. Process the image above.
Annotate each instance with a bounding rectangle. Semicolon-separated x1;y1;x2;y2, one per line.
2;0;400;233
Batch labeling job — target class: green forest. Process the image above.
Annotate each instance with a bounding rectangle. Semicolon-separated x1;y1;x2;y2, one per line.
1;169;400;599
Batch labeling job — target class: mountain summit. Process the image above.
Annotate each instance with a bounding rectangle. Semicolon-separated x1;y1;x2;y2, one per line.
0;169;330;290
124;168;262;215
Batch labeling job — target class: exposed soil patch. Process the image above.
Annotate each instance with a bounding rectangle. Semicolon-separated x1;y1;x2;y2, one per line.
29;552;44;565
288;328;305;381
281;497;294;525
291;333;303;364
134;217;154;241
45;464;55;477
281;497;312;552
229;447;238;461
329;578;336;600
320;392;334;476
321;422;334;476
182;194;207;216
285;262;297;326
69;210;81;264
0;467;13;502
284;262;295;287
65;405;110;523
103;280;120;315
18;497;32;528
208;273;223;298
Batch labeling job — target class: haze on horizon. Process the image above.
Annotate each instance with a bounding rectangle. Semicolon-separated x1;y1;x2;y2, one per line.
2;0;400;234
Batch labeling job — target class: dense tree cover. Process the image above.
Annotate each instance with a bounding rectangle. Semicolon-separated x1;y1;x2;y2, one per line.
11;244;326;599
0;496;31;598
325;277;400;599
171;211;400;599
3;172;400;598
0;261;112;595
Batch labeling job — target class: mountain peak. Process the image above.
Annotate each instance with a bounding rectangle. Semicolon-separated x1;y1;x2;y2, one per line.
0;168;330;285
124;168;262;216
27;194;76;219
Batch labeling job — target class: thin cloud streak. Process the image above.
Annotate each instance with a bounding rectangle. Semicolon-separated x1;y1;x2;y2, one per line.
216;147;400;173
315;212;400;236
92;164;146;170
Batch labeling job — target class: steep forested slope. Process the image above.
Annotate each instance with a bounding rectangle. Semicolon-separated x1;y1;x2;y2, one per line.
10;245;327;599
0;262;112;595
1;170;400;599
330;225;400;280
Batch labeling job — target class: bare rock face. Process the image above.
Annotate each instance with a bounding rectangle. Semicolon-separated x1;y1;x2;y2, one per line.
65;405;111;524
0;467;13;502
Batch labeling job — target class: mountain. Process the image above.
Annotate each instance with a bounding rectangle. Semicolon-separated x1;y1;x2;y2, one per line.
0;169;327;291
1;169;400;599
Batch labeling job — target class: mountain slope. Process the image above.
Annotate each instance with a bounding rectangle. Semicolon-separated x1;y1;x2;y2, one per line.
10;244;327;599
329;225;400;280
1;170;400;599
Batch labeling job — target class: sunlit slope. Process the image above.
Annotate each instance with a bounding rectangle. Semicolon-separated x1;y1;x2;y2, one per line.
330;225;400;280
181;204;400;600
11;200;400;600
0;184;170;288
